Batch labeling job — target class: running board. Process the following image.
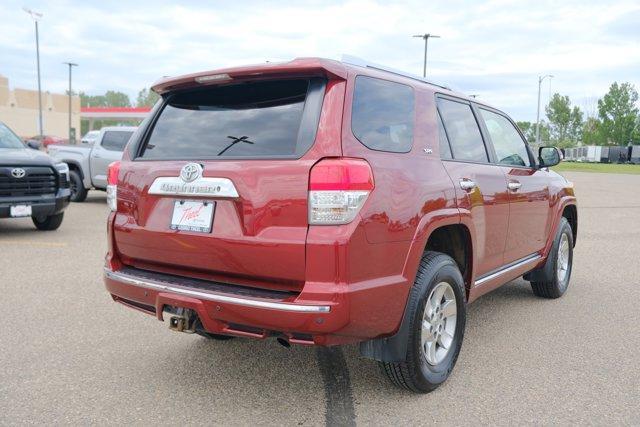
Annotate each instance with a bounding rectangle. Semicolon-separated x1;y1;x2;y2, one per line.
474;254;542;287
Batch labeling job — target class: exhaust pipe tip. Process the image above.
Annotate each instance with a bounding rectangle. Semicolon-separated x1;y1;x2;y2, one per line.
277;337;291;348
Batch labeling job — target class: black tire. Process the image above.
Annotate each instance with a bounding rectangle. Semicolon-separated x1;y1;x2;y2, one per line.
32;212;64;231
69;169;88;202
530;217;574;299
196;331;235;341
380;251;466;393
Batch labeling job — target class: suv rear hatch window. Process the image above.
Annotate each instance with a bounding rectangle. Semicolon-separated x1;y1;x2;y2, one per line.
139;78;324;159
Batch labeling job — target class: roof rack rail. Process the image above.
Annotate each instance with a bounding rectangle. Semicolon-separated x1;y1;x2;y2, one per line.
341;54;451;90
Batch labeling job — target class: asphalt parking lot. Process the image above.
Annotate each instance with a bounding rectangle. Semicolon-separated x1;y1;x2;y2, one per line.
1;171;639;425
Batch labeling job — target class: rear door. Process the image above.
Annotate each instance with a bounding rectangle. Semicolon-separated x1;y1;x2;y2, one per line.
437;96;510;276
90;130;133;188
477;107;551;262
113;78;338;287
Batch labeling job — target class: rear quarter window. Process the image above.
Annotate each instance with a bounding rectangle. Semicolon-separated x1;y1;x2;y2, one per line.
351;76;415;153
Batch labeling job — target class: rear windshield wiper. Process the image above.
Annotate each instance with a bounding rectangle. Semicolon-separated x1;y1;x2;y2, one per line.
218;135;255;156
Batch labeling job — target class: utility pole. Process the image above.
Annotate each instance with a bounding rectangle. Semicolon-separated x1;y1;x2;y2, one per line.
536;74;554;146
63;62;78;143
23;7;44;137
413;33;440;77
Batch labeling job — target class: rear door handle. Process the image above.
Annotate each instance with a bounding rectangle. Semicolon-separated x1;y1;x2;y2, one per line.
459;178;476;191
508;180;522;191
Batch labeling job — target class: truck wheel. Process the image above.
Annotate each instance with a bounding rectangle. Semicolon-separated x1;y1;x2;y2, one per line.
530;217;574;299
380;252;466;393
69;170;88;202
32;212;64;231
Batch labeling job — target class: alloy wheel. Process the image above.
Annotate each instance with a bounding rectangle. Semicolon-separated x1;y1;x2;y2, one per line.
557;233;570;283
421;281;457;365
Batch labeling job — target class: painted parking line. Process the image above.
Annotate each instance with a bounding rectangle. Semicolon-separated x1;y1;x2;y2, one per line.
0;240;68;248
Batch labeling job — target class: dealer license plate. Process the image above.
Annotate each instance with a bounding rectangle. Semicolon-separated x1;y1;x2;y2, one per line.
170;200;215;233
10;205;32;217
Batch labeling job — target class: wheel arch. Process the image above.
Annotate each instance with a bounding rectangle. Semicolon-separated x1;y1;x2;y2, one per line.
423;224;473;299
66;160;84;180
541;197;577;260
360;210;474;362
562;203;577;247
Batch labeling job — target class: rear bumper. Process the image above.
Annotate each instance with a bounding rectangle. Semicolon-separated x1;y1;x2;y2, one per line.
105;268;330;313
0;188;70;218
104;266;350;345
104;265;408;346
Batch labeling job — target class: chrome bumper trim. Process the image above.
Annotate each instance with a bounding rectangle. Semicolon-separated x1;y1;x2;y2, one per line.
104;268;331;313
474;254;542;287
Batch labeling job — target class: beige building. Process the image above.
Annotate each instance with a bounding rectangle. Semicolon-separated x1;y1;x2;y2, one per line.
0;74;80;139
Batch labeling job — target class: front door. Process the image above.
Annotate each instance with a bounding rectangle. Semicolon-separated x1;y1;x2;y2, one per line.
477;108;552;262
89;130;132;188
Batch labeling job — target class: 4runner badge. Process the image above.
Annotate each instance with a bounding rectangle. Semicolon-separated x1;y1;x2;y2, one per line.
180;163;203;183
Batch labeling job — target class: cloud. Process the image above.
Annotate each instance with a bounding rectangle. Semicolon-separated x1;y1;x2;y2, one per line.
1;0;638;121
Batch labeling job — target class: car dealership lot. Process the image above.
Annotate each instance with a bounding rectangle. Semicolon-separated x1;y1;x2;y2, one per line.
1;171;639;425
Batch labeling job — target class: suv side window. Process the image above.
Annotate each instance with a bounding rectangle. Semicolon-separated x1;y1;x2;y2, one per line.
352;76;414;153
437;98;488;162
480;109;531;167
437;112;452;159
101;131;134;152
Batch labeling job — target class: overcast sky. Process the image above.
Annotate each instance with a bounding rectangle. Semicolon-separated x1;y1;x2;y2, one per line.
1;0;638;121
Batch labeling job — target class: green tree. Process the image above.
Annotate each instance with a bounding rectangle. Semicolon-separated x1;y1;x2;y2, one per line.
597;82;639;145
79;90;131;107
136;88;160;107
104;91;131;107
545;93;583;146
516;121;534;142
516;120;550;144
581;117;606;146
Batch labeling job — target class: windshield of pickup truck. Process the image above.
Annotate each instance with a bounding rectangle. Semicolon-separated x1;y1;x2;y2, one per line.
0;123;26;149
139;78;324;159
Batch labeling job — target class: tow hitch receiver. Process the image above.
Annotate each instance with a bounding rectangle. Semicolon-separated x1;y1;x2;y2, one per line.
162;307;197;333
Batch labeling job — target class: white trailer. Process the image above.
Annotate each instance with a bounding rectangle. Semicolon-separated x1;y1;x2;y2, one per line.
582;146;603;162
630;146;640;164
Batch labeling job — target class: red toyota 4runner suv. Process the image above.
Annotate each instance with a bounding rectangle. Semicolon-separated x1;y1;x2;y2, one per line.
104;58;577;393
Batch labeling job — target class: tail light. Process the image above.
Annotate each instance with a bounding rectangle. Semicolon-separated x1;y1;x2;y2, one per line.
308;158;374;225
106;161;120;211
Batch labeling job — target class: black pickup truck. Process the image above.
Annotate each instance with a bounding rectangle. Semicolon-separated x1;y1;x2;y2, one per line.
0;122;71;230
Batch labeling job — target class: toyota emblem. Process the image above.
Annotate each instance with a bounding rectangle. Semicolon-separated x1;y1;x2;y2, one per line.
180;163;203;183
11;168;26;179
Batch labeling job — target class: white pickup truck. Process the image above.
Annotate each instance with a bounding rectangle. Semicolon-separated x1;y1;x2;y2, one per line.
48;126;136;202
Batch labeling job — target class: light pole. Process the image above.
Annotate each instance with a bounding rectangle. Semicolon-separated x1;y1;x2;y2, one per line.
536;74;554;146
23;7;44;138
413;33;440;77
63;62;78;143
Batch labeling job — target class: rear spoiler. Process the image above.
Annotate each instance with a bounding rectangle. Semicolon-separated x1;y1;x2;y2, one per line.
151;57;348;95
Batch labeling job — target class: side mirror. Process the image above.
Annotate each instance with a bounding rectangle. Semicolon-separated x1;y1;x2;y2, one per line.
538;146;562;168
26;140;41;150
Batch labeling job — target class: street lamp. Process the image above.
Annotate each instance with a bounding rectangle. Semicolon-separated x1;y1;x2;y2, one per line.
23;7;44;138
536;74;554;146
413;33;440;77
63;62;78;143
